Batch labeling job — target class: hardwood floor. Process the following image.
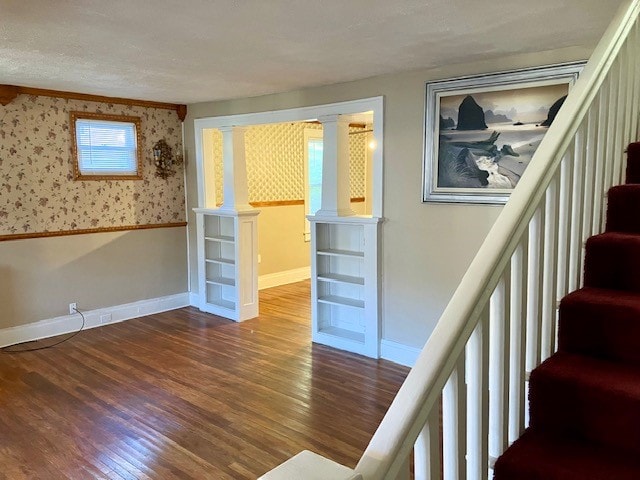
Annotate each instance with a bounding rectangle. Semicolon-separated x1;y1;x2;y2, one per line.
0;281;409;479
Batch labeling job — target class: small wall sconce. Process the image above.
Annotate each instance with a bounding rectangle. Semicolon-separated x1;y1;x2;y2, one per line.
348;128;377;150
152;139;183;179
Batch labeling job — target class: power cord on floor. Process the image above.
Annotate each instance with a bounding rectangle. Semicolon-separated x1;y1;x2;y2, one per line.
1;307;86;353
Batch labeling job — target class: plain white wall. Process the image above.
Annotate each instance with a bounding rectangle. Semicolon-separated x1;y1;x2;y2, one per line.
184;45;593;349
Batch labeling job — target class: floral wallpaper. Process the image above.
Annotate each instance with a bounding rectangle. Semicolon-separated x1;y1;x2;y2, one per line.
207;122;367;205
0;94;185;236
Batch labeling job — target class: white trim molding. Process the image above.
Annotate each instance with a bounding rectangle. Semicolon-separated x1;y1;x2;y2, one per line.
189;291;201;307
193;96;384;218
380;339;423;367
259;267;311;290
0;293;190;348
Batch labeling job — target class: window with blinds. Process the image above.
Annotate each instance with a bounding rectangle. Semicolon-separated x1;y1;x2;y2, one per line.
70;112;142;180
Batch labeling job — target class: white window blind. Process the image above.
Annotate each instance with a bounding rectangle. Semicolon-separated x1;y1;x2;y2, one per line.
75;118;138;175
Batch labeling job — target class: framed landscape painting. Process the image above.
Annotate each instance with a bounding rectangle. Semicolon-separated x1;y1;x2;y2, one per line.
423;62;584;204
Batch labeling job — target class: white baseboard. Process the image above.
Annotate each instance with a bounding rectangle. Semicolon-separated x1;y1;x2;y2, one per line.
189;292;200;307
259;266;311;290
0;292;190;348
380;339;423;367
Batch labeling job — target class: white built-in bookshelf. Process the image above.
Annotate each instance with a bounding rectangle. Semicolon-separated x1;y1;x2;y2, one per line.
195;208;259;321
310;215;381;358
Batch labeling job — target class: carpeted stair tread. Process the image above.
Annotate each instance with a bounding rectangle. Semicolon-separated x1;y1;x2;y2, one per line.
559;287;640;364
529;352;640;455
627;142;640;183
606;184;640;233
584;232;640;292
495;142;640;479
493;429;640;480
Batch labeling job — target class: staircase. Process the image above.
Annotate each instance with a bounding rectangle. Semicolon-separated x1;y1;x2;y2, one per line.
261;1;640;478
494;142;640;479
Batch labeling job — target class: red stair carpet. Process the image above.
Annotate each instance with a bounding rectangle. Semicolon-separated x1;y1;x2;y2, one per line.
494;142;640;480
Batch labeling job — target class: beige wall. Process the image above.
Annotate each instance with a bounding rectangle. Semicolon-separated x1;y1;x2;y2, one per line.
257;200;367;277
257;204;309;276
185;45;592;349
0;227;187;328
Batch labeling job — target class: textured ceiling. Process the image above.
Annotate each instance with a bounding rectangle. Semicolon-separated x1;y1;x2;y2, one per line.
0;0;625;104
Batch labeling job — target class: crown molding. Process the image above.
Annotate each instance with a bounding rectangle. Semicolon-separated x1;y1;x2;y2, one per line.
0;84;187;121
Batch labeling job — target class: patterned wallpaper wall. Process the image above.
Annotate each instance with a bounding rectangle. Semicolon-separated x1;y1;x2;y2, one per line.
208;122;367;205
0;94;185;236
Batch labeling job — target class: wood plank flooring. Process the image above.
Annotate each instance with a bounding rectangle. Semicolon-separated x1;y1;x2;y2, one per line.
0;281;409;479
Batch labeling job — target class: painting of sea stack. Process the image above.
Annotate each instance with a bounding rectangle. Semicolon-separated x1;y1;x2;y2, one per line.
423;63;583;203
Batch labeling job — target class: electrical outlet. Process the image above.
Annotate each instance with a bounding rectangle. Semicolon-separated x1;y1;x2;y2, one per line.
100;313;112;324
258;254;262;263
69;302;77;314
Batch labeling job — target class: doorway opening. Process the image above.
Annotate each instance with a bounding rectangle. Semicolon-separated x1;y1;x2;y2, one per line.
193;97;384;358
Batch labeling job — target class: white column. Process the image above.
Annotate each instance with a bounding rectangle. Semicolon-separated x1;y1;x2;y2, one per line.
316;115;354;217
201;129;217;208
219;126;252;212
216;126;259;322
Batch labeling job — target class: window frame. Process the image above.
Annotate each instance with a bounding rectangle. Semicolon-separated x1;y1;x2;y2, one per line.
303;128;323;241
70;111;143;180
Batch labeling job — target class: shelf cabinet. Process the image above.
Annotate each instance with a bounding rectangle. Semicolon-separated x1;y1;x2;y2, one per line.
195;208;259;322
310;216;381;358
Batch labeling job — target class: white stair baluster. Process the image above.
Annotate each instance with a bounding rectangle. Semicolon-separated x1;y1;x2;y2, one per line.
593;85;609;234
603;62;619;204
489;275;510;461
568;125;586;291
582;104;599;241
415;407;442;480
465;307;489;480
557;151;574;300
509;238;528;440
612;59;626;185
542;175;560;358
526;205;544;373
443;357;467;480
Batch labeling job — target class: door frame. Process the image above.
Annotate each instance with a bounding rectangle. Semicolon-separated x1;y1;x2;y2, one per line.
192;97;385;356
